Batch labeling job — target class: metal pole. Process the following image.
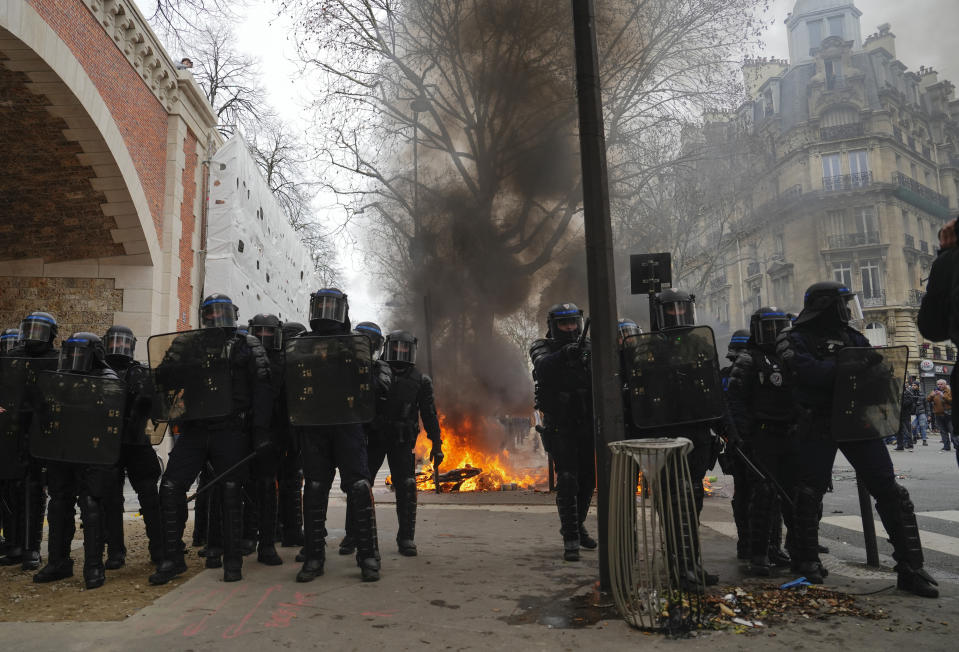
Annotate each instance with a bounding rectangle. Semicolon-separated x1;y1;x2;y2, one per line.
571;0;623;592
856;474;881;567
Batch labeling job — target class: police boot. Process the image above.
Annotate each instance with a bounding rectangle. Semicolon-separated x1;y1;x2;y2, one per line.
34;496;74;583
103;485;126;570
296;480;329;583
149;480;188;585
0;481;24;566
339;500;356;555
79;496;106;590
767;509;791;567
577;490;597;549
279;471;304;547
132;477;163;565
792;486;826;584
238;481;258;557
203;488;224;569
395;477;418;557
20;478;46;571
557;473;580;561
192;479;209;548
221;481;244;582
350;479;381;582
256;477;283;566
875;484;939;598
747;483;773;576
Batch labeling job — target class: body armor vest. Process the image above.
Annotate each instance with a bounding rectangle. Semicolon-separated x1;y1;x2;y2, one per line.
750;349;793;422
385;366;422;426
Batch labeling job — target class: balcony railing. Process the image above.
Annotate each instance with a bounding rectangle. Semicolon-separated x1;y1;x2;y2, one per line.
826;231;881;248
746;262;761;277
823;171;873;191
908;289;926;306
894;172;949;208
904;233;915;248
780;184;803;201
826;75;848;90
861;290;886;308
894;126;903;142
709;275;728;290
820;123;864;141
920;240;930;253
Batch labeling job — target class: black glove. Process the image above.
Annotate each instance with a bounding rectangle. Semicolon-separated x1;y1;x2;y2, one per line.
430;442;444;466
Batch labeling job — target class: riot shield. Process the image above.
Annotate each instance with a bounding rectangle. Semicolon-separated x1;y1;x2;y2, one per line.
832;346;909;443
147;329;233;422
285;334;375;426
29;371;125;465
0;357;59;479
624;325;724;430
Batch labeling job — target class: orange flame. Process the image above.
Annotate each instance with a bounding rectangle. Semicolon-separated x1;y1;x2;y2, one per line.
389;413;548;492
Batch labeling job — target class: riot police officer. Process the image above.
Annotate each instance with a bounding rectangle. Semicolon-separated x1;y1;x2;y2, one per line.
35;333;121;589
778;282;938;597
0;313;58;571
149;294;272;585
294;289;381;583
370;330;440;557
530;303;595;561
649;288;719;585
727;308;797;575
278;321;307;547
245;313;287;566
719;329;750;559
0;328;19;353
101;325;162;568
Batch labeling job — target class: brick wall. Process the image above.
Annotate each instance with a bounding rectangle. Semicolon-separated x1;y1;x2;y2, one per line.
0;277;123;347
177;130;199;330
28;0;168;243
0;61;125;263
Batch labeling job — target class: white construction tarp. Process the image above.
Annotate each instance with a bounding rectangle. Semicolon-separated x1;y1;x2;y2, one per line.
204;135;319;325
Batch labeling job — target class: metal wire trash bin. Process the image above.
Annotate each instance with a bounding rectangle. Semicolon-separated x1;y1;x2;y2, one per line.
607;438;706;632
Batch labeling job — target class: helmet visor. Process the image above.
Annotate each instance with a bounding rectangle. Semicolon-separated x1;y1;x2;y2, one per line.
660;301;695;329
105;331;136;358
617;323;641;347
309;294;347;324
251;324;282;351
0;331;18;353
756;314;791;346
384;339;416;364
200;300;237;328
839;293;864;329
59;339;94;372
19;316;54;344
550;315;583;340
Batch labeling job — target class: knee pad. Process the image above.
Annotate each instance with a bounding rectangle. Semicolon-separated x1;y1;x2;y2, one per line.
78;494;99;515
349;478;372;495
400;477;417;495
304;479;331;496
159;477;183;498
877;482;912;511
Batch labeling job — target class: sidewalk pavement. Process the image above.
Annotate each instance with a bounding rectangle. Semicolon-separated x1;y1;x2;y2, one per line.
0;489;955;651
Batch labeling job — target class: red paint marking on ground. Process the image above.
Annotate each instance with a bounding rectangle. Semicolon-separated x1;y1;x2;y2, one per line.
149;589;205;635
221;584;284;639
264;592;317;629
182;586;242;636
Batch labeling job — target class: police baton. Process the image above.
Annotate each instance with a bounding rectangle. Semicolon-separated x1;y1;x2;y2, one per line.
730;443;795;511
186;449;260;504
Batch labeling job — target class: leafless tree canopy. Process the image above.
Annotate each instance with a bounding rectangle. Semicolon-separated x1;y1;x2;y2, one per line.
283;0;767;411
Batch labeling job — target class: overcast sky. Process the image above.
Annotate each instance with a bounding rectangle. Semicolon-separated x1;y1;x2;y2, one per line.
215;0;959;319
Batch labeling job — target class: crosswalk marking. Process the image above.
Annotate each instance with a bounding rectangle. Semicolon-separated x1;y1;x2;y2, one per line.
701;521;739;540
820;515;959;557
917;510;959;524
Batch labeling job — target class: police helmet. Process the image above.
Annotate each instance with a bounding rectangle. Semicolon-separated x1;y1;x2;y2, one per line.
199;294;238;329
546;303;584;342
18;311;58;345
750;306;791;348
383;330;417;366
617;318;642;348
793;281;863;328
653;288;696;330
354;321;384;354
282;321;308;340
249;313;283;351
104;325;137;363
309;288;349;331
59;332;106;373
0;328;20;353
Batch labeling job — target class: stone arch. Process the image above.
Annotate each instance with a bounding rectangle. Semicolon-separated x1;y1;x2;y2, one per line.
0;2;160;267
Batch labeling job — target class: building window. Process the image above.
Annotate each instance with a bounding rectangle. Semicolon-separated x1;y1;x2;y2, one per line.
772;275;793;309
822;153;841;187
828;15;844;38
861;258;882;303
825;59;843;89
865;322;887;347
853;206;877;236
849;150;869;185
833;262;852;288
808;20;823;49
